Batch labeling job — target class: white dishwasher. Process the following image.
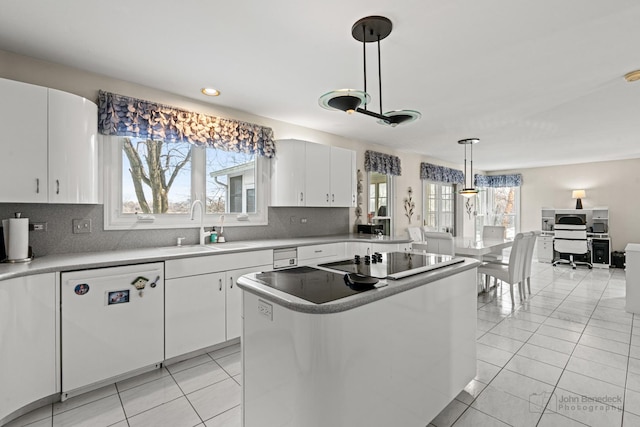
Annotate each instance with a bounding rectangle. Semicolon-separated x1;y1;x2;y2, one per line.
61;262;164;396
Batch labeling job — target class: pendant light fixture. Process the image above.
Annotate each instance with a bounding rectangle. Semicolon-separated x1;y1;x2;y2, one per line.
458;138;479;198
319;16;421;127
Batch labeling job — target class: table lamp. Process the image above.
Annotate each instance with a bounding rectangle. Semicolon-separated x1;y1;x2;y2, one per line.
572;189;586;209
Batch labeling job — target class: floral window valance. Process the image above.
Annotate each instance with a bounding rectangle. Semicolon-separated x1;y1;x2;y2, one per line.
364;150;401;176
420;162;464;184
474;173;522;187
97;90;276;158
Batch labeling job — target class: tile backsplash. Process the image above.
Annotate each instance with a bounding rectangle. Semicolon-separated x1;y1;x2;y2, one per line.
0;204;349;256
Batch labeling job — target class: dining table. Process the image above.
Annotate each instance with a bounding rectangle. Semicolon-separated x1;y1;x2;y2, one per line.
453;237;514;293
453;237;514;260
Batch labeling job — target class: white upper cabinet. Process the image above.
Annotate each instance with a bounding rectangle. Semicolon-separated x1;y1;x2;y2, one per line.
304;142;331;206
330;146;356;207
271;139;305;206
0;78;48;202
48;88;99;203
0;78;98;204
271;139;355;207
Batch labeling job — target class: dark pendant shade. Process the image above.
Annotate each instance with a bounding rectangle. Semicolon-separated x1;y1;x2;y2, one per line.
318;16;420;127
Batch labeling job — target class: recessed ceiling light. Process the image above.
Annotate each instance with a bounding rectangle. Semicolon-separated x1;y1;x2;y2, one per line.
624;70;640;82
201;87;221;96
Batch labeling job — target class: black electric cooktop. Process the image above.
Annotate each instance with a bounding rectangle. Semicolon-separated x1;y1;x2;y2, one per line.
319;251;464;279
253;266;379;304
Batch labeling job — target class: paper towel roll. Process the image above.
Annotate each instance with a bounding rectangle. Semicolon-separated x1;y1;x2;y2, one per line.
3;217;29;260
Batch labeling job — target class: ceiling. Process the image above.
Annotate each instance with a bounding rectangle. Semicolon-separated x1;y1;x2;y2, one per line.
1;0;640;171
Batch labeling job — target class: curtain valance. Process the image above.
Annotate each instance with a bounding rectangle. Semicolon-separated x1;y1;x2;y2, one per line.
364;150;401;176
475;173;522;187
420;162;464;184
97;90;276;158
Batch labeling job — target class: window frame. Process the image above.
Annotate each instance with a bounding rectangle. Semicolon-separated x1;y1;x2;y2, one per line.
422;181;457;234
367;171;394;236
103;135;270;230
476;186;521;239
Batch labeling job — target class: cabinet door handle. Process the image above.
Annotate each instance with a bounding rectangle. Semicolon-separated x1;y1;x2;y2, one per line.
326;193;329;202
300;192;304;202
219;278;222;291
36;178;39;194
353;194;355;203
332;194;335;202
314;250;323;253
56;179;60;195
229;276;234;289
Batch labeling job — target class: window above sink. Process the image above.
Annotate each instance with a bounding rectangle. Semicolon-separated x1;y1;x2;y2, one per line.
103;135;271;230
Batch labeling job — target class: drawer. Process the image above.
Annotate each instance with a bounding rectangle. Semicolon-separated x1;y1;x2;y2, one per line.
165;250;273;279
298;243;342;260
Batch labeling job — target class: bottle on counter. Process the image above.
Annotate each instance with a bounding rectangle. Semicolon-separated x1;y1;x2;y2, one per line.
210;227;218;243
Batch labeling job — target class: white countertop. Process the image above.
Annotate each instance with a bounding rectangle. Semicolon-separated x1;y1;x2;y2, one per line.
626;243;640;252
0;234;411;281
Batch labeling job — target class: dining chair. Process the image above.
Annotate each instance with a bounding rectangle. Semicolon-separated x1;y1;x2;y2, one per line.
483;225;506;240
422;231;455;256
478;233;527;305
522;232;537;296
407;226;423;242
482;225;506;262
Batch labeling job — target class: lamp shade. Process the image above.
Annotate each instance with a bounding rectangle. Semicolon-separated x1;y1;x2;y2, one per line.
572;190;586;199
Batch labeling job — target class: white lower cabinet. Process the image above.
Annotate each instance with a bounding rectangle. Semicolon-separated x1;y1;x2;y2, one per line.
537;235;554;263
0;273;57;422
225;266;271;340
165;272;227;359
164;250;272;359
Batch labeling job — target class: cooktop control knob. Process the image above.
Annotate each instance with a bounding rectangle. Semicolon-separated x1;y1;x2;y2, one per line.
354;255;361;264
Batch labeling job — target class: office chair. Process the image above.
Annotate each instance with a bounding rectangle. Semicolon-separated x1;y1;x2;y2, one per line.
552;215;592;269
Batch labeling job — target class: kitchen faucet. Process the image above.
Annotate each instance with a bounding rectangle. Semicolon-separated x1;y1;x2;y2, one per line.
189;200;211;245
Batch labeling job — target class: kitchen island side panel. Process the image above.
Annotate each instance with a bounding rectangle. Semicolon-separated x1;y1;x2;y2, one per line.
242;268;477;427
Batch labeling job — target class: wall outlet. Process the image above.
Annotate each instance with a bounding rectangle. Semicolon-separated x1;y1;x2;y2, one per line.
300;218;307;224
30;222;47;231
258;299;273;321
72;219;92;234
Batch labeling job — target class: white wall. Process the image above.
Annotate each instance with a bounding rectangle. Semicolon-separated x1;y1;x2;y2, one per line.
497;158;640;251
15;48;635;247
1;49;472;239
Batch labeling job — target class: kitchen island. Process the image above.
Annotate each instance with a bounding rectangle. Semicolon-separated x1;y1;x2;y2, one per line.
238;254;479;427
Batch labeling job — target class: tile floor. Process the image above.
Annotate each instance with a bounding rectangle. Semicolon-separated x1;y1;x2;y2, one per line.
5;262;638;427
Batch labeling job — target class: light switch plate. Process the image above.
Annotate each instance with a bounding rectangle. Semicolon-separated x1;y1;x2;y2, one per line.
72;219;92;234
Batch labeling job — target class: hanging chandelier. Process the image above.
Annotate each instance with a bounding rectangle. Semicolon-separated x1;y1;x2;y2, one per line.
458;138;479;198
318;16;421;127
